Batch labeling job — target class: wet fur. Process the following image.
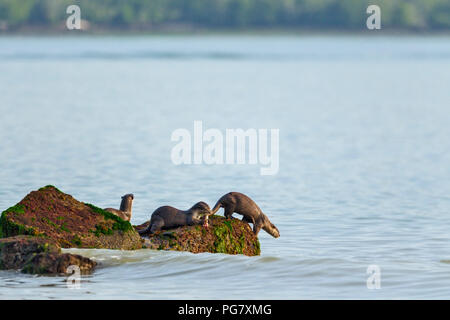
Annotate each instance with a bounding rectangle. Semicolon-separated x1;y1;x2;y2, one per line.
210;192;280;238
104;194;134;222
138;201;210;235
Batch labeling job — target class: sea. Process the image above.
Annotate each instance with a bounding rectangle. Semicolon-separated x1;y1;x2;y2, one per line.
0;34;449;299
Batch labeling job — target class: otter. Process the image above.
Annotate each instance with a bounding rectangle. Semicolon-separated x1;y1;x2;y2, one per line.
138;201;211;235
209;192;280;238
104;194;134;222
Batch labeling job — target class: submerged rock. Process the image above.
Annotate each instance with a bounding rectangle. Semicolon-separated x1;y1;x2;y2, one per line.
135;215;261;256
0;235;96;275
0;186;142;250
22;251;96;275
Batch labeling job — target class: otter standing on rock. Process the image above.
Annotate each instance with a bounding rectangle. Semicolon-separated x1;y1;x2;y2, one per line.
210;192;280;238
138;202;211;235
104;194;134;222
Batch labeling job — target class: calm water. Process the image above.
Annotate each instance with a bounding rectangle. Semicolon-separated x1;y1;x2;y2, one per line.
0;35;449;299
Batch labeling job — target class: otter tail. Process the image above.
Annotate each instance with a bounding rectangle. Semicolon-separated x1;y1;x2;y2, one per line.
137;221;152;235
209;200;222;215
137;227;148;235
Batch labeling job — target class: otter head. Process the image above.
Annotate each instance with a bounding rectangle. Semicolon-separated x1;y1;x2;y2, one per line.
190;201;211;217
261;214;280;238
119;194;134;218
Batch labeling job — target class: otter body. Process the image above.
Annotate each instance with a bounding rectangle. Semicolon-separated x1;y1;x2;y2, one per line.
210;192;280;238
104;194;134;222
138;202;210;235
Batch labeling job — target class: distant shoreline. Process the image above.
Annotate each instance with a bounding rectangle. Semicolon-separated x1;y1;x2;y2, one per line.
1;27;450;37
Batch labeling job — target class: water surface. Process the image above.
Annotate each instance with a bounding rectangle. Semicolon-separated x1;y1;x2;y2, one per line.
0;35;449;299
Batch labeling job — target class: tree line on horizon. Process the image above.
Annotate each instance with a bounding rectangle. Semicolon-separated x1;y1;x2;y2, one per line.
0;0;449;32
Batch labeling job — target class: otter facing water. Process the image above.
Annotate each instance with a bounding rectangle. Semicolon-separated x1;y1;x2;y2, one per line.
210;192;280;238
138;201;211;235
104;194;134;222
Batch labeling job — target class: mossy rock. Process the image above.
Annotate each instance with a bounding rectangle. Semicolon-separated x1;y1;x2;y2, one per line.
0;186;142;250
0;235;96;275
135;215;260;256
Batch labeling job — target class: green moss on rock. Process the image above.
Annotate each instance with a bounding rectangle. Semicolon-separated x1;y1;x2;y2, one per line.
0;209;39;238
0;186;142;250
38;185;62;193
213;223;244;254
85;203;133;233
71;235;82;246
0;235;96;276
94;223;113;236
137;215;260;256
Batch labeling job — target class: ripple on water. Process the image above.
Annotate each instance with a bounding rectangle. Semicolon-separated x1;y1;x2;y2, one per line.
1;36;450;299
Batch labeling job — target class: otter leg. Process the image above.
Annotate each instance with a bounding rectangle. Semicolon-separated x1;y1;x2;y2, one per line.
253;223;262;236
149;218;165;234
242;216;254;224
224;205;235;219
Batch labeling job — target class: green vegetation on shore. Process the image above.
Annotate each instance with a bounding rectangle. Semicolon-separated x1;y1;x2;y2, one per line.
0;0;449;33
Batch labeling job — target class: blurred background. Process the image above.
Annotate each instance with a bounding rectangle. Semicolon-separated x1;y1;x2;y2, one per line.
0;0;449;33
0;0;450;299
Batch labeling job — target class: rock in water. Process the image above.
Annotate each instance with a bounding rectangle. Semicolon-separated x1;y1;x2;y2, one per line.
0;235;96;275
22;251;96;275
1;185;260;261
0;186;142;250
135;215;261;256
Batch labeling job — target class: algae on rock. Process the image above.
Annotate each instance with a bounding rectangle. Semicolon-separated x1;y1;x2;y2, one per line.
135;215;260;256
0;235;97;275
0;186;142;250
